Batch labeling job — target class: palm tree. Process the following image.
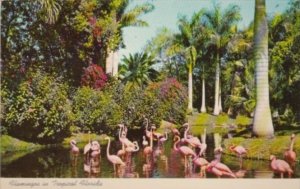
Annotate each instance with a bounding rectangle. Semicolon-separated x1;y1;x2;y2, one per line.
38;0;61;24
252;0;274;137
185;46;197;112
106;1;154;76
202;3;241;115
173;12;206;112
119;52;158;88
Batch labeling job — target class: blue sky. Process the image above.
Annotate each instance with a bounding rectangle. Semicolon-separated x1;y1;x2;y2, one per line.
119;0;290;59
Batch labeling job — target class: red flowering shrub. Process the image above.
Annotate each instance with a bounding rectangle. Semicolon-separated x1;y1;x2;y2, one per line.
81;64;108;90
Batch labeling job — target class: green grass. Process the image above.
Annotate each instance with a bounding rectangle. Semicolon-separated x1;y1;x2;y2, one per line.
215;114;230;125
190;113;210;135
235;115;252;126
223;134;300;160
0;135;42;155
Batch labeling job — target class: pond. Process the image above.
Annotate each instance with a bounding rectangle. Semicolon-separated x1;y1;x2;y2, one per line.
1;134;299;178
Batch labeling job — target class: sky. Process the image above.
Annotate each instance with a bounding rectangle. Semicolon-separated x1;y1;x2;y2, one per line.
119;0;290;59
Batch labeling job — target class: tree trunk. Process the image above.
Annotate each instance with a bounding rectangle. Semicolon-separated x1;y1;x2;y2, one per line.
106;50;113;75
200;77;206;113
252;0;274;137
188;65;193;112
213;54;220;115
218;80;222;113
112;51;119;76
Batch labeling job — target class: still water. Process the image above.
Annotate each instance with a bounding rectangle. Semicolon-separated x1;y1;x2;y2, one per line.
1;136;299;178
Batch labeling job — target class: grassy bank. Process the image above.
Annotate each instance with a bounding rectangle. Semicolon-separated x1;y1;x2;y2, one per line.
223;135;300;160
0;135;43;155
189;113;252;135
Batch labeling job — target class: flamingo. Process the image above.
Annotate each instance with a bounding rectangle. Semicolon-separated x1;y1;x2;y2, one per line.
206;160;236;178
70;140;79;154
173;135;196;168
159;132;168;145
229;144;247;168
90;141;101;158
214;146;223;162
284;134;296;166
152;125;164;140
83;131;92;156
182;123;202;149
105;137;126;172
142;136;148;147
270;155;293;178
192;155;209;177
144;126;154;162
144;118;152;139
172;128;180;136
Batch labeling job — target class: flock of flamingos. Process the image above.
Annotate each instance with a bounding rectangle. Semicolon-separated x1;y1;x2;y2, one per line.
69;118;297;178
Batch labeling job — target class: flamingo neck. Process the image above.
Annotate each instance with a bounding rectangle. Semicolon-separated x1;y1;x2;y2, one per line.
150;128;153;148
290;138;295;151
184;125;190;139
106;138;111;157
173;136;180;151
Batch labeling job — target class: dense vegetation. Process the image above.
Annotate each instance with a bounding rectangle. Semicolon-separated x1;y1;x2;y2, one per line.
1;0;299;144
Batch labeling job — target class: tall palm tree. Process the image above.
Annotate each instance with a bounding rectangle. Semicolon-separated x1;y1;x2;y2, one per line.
185;46;197;112
202;3;241;115
252;0;274;137
106;1;154;76
172;12;205;112
119;52;158;88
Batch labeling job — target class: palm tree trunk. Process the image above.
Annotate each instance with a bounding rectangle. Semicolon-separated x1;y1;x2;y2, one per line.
218;80;222;113
252;0;274;137
112;51;119;76
200;76;206;113
106;49;113;75
188;64;193;112
213;53;220;115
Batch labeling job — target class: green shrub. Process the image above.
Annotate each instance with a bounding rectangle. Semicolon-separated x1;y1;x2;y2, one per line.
72;86;122;134
4;70;73;144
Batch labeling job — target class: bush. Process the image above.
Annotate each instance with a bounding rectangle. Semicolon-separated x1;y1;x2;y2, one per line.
72;86;122;134
81;64;108;90
4;70;73;144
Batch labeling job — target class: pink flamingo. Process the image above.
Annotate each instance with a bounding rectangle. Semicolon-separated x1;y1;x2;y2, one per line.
172;128;180;136
105;136;126;172
142;136;148;147
144;118;152;139
118;124;139;149
144;126;154;163
229;144;247;167
270;155;293;178
151;125;164;140
159;132;168;146
214;146;223;162
90;141;101;158
83;131;92;157
182;123;202;149
173;135;196;168
206;160;236;178
70;140;79;154
192;155;209;177
284;134;296;166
